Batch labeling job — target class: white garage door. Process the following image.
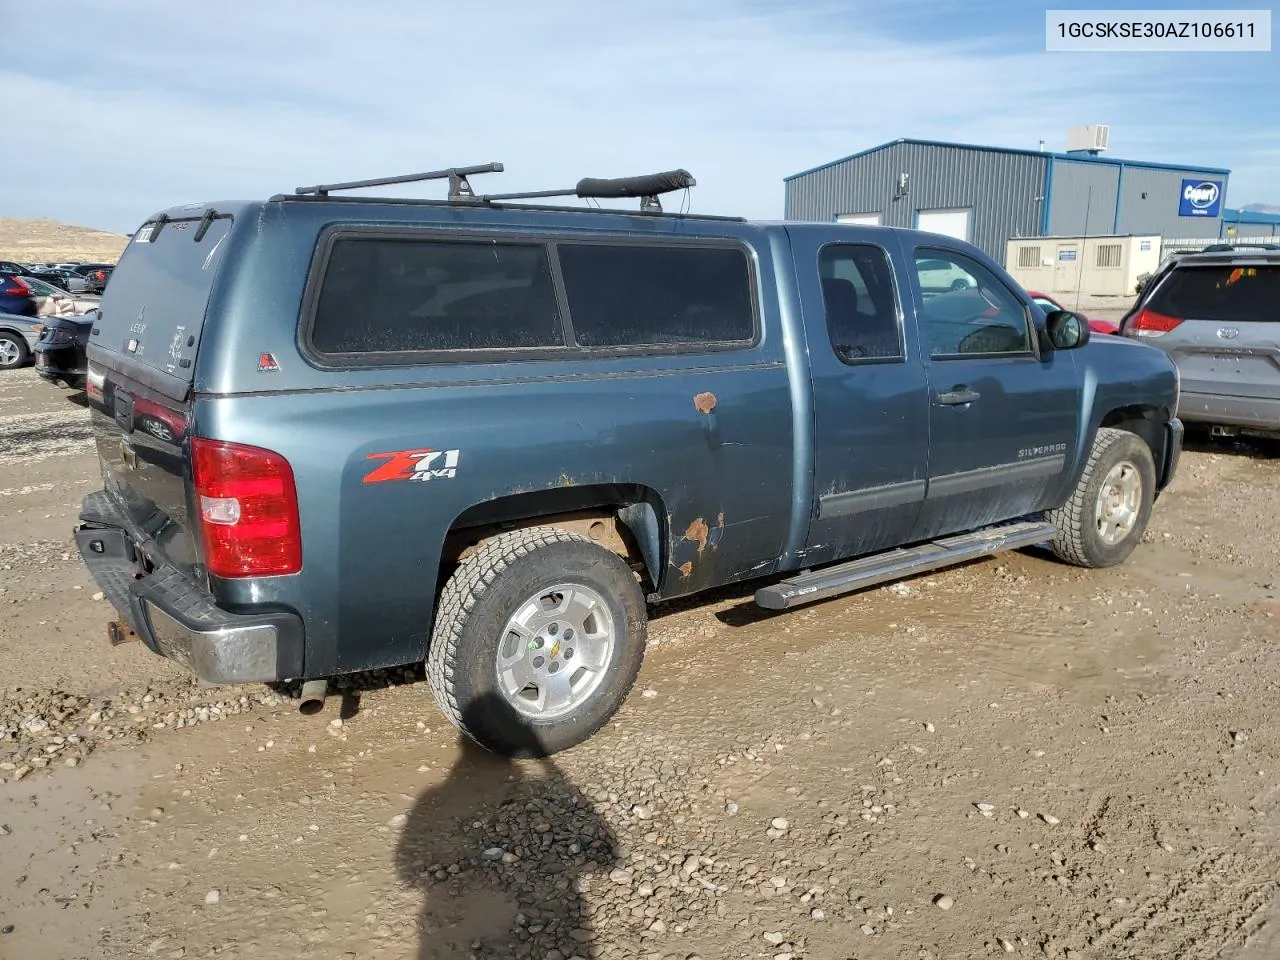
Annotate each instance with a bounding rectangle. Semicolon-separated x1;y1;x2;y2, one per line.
836;212;882;226
916;207;971;241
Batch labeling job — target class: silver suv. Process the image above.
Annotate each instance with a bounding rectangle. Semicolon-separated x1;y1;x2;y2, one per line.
1120;250;1280;439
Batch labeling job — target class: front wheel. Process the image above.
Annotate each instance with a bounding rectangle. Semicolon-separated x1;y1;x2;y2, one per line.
426;527;648;757
1047;427;1156;568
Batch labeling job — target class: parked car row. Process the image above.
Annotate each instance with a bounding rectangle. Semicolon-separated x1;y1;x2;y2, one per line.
0;304;94;382
0;312;43;370
0;263;105;319
0;259;114;296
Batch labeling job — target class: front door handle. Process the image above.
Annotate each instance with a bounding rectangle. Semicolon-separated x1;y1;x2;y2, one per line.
935;387;981;406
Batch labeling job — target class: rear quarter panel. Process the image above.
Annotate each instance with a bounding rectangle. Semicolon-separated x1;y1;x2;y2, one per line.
197;205;797;676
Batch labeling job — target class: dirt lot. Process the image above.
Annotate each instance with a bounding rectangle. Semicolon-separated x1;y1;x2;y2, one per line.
2;362;1278;960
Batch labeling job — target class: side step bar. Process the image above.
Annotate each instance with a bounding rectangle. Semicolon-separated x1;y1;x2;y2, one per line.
755;520;1056;611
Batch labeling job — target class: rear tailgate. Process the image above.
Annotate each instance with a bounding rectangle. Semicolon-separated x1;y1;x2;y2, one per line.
84;213;234;578
1144;262;1280;400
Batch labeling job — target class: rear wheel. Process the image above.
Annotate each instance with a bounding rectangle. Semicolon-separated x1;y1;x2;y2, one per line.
1047;427;1156;568
426;527;648;757
0;333;28;369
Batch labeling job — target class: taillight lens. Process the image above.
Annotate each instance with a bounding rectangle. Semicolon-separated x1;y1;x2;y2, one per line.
190;438;302;578
1127;307;1184;338
3;277;30;296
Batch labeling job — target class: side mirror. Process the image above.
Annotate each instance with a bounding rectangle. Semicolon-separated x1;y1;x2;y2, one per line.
1045;310;1090;350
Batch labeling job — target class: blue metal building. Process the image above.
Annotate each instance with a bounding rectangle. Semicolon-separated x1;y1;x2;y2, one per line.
784;138;1231;261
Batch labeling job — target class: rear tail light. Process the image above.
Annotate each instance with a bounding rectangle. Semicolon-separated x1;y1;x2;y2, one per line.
1126;307;1184;338
191;438;302;578
2;277;31;296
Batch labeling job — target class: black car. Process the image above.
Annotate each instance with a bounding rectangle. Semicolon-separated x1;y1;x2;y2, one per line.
71;262;115;294
25;268;90;293
34;309;95;388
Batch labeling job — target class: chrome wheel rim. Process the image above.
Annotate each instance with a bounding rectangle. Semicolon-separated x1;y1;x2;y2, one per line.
495;583;616;719
1096;460;1141;545
0;339;19;367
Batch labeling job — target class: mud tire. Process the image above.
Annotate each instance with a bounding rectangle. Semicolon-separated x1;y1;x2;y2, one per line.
1047;427;1156;568
426;527;648;757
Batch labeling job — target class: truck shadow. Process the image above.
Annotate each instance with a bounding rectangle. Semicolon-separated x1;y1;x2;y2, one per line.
394;694;619;959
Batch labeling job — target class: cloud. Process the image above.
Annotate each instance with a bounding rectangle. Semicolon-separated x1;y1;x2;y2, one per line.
5;0;1271;230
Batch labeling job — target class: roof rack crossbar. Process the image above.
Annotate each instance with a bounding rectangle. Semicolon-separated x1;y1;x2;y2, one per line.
294;163;504;199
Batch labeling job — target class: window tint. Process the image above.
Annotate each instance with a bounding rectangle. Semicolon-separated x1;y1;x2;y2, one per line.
817;244;902;362
914;250;1031;357
311;238;563;355
557;243;754;348
1147;264;1280;323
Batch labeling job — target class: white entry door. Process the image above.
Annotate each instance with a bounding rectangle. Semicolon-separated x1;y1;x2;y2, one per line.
916;207;971;241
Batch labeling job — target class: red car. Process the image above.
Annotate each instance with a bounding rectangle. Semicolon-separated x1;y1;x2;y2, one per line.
1026;291;1119;336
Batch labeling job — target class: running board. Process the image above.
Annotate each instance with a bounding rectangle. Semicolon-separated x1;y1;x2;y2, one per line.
755;520;1056;611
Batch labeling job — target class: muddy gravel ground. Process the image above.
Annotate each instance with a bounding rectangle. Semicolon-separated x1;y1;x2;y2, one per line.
2;363;1279;960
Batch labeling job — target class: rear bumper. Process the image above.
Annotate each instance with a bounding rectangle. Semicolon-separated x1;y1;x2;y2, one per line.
1177;391;1280;433
34;343;86;386
75;493;303;684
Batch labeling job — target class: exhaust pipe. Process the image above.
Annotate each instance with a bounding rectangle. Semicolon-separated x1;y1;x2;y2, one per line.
298;678;328;715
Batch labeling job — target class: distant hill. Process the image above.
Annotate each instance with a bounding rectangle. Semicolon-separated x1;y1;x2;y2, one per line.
1240;203;1280;215
0;218;129;264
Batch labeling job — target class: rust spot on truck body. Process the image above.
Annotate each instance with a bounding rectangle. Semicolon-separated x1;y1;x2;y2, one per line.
684;517;710;554
693;392;717;415
678;561;694;578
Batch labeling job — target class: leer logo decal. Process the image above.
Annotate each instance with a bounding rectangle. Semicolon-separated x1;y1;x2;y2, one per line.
363;448;461;484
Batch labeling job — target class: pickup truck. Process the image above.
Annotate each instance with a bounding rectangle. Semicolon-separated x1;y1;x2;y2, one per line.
73;165;1182;757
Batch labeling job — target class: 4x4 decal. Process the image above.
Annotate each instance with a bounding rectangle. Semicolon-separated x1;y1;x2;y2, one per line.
363;448;461;484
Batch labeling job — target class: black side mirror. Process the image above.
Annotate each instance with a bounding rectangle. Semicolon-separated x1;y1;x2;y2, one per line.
1045;310;1090;350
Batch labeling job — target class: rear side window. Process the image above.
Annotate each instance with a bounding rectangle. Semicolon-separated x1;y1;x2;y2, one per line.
311;238;564;355
1148;264;1280;323
557;243;755;348
818;243;902;362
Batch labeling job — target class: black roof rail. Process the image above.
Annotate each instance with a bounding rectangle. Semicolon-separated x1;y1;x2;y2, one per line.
294;163;504;200
287;164;697;215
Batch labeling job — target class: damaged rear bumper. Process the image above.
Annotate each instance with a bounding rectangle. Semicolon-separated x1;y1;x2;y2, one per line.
74;493;303;684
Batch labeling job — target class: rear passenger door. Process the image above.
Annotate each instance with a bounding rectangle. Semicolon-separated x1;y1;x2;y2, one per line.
789;232;931;567
903;244;1080;539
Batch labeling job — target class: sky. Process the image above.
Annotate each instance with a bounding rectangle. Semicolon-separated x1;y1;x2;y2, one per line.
4;0;1277;232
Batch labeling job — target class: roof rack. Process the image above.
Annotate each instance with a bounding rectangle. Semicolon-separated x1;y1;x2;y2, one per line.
290;164;697;214
295;163;504;200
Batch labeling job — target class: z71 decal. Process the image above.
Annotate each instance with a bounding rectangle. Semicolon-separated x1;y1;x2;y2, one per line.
363;448;461;485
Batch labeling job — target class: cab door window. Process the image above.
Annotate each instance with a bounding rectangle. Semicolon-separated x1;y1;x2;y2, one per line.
913;249;1032;358
818;244;903;363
